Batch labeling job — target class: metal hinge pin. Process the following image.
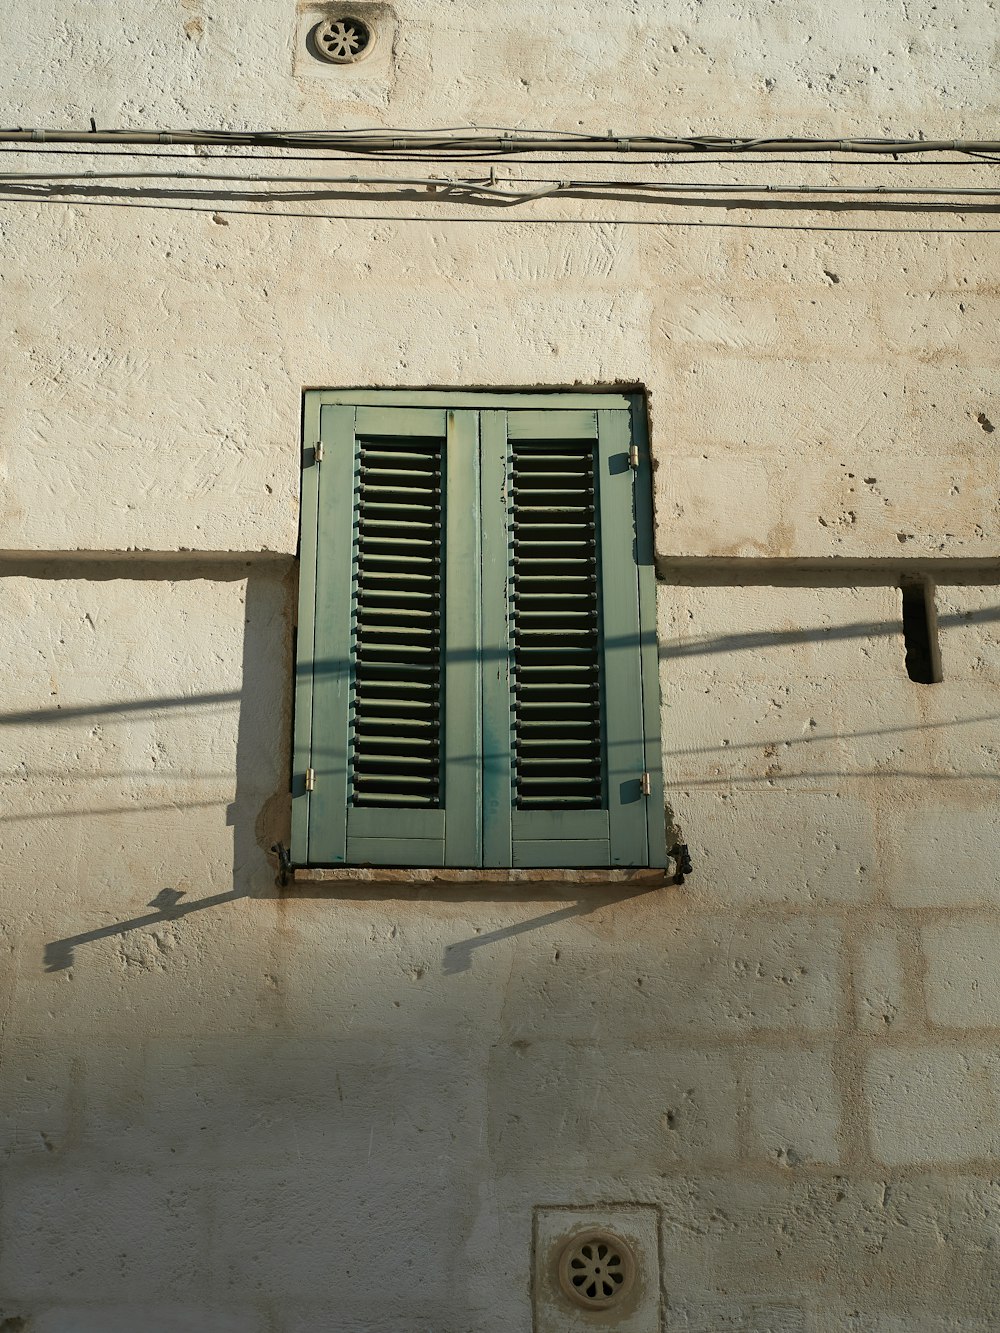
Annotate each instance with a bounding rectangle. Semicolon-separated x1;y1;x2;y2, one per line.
640;770;651;796
305;767;316;791
628;444;639;470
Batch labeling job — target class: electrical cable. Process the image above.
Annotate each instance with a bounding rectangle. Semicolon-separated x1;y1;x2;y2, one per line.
0;167;996;202
3;128;1000;158
1;144;997;169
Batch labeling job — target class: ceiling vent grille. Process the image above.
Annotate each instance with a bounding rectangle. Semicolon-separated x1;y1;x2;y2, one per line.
312;15;375;63
557;1230;637;1311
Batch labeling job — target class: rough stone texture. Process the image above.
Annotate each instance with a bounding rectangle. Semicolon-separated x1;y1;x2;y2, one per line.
809;1318;997;1333
0;4;997;558
27;1313;268;1333
660;1174;1000;1318
866;1047;1000;1165
854;920;909;1034
2;201;997;560
747;1047;842;1167
922;918;1000;1028
1;1;999;1329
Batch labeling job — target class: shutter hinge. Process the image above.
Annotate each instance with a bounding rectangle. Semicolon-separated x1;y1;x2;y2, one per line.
628;443;640;470
672;842;693;886
314;441;324;464
640;770;651;796
271;841;292;888
305;767;316;792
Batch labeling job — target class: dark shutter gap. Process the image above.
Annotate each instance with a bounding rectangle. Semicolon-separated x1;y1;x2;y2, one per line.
512;441;603;809
351;435;444;806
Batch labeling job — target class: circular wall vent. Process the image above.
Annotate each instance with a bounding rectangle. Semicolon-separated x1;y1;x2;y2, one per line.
312;16;375;63
557;1230;637;1311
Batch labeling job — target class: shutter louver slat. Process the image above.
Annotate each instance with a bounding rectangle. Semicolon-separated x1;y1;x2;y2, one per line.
351;435;443;809
512;441;603;810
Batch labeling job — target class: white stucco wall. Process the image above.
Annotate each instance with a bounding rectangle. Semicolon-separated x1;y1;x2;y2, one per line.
1;3;999;1329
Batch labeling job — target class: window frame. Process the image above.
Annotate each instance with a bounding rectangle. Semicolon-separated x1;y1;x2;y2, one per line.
292;388;665;870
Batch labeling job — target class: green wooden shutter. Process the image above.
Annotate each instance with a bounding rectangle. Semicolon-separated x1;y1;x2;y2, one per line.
293;404;481;866
480;405;657;868
294;390;664;870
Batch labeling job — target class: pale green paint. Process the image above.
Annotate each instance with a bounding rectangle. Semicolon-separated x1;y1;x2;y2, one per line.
513;840;612;868
291;391;322;863
314;389;633;410
491;405;612;859
348;807;446;839
479;409;513;867
506;409;598;441
354;405;447;438
443;409;483;866
347;838;446;867
596;407;649;866
346;406;449;862
305;404;357;864
512;809;610;840
631;400;668;868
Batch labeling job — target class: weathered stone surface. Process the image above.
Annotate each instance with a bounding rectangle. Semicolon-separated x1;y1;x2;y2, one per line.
854;920;910;1034
0;1165;211;1303
866;1047;1000;1164
809;1315;997;1333
494;912;844;1040
747;1047;843;1166
922;918;1000;1028
2;0;999;1327
30;1310;267;1333
885;795;1000;907
937;586;1000;684
660;1174;1000;1317
490;1044;742;1175
670;1302;807;1332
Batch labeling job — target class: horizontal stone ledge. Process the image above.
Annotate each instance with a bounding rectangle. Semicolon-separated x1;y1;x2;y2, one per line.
657;555;1000;586
0;549;295;578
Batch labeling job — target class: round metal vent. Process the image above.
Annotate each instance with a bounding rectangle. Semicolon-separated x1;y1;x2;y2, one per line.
312;15;375;63
558;1230;637;1311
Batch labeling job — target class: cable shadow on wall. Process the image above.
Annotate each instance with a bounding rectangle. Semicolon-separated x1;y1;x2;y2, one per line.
14;574;996;967
0;556;296;971
17;602;1000;970
440;885;665;975
1;177;999;214
659;603;1000;659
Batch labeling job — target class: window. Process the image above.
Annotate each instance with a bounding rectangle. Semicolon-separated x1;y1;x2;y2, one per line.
292;390;665;869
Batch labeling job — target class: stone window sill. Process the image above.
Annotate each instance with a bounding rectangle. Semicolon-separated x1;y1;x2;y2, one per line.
291;867;671;888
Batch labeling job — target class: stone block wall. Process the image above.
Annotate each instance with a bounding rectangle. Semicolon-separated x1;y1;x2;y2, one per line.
1;1;998;1328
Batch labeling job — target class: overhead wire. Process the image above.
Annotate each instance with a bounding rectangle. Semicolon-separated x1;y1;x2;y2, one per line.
0;128;993;217
0;144;998;169
0;167;996;206
2;127;1000;158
